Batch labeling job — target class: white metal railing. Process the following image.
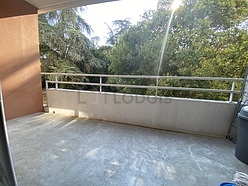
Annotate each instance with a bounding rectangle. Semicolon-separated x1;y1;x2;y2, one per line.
41;72;245;102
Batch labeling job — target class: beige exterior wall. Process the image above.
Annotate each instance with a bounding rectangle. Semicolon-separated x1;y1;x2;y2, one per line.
0;0;43;119
47;89;236;137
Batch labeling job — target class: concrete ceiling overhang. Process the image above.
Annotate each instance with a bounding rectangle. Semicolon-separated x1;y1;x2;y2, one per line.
25;0;119;14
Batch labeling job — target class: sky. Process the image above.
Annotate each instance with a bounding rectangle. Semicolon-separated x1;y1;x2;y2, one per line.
81;0;158;45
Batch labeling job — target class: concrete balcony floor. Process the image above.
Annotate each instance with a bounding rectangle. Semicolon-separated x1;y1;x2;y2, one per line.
7;113;248;186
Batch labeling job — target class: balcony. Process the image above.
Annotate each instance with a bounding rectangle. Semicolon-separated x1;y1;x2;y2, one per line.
5;73;248;185
7;113;248;185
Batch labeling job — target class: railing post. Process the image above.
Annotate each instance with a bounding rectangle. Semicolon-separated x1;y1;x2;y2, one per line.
45;81;48;90
55;74;58;89
100;77;102;93
229;81;235;102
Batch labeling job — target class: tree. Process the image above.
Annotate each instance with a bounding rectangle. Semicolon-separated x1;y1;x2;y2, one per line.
107;0;248;99
106;19;132;45
90;46;112;74
39;8;99;74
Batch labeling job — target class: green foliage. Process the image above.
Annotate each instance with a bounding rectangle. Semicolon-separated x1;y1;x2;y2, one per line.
39;8;111;90
106;19;132;45
40;1;248;101
39;8;100;75
146;79;239;101
107;0;248;100
90;46;112;74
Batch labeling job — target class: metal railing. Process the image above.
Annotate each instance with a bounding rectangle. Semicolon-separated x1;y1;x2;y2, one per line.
41;72;245;102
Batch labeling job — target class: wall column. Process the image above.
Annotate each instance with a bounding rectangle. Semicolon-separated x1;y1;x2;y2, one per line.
0;0;43;120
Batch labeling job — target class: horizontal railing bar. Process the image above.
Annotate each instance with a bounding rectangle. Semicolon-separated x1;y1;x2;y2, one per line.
41;72;244;82
102;84;240;93
46;81;240;94
46;81;100;86
103;83;151;89
157;87;240;93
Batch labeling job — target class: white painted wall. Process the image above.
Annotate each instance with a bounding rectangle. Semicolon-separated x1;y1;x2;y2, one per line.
46;89;236;137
